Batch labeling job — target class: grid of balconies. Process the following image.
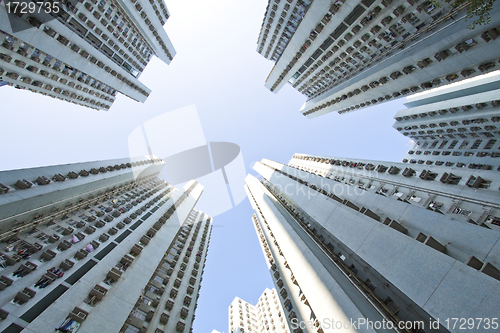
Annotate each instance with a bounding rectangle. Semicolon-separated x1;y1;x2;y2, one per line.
302;24;500;117
120;212;211;333
0;174;176;329
257;0;313;62
294;0;458;98
289;154;500;229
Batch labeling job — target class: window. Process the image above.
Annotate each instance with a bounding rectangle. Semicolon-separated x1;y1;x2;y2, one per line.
54;225;65;234
133;309;147;321
438;141;448;149
142;296;154;306
148;285;159;294
485;139;496;149
35;233;48;241
471;140;483;149
124;326;140;333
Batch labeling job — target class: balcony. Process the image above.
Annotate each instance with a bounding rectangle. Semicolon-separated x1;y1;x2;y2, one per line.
95;220;106;228
176;321;186;332
140;235;151;246
466;175;491;189
180;307;189;319
36;176;51;185
419;170;437;181
13;288;36;305
387;166;400;174
130;244;143;257
84;226;96;234
402;168;415;177
388;220;407;234
160;312;170;324
59;259;74;271
40;249;57;261
74;249;88;260
0;276;13;290
85;285;108;306
424;236;447;253
165;300;174;310
119;255;134;271
0;183;9;194
478;62;495;73
15;179;33;189
105;268;122;285
68;307;89;323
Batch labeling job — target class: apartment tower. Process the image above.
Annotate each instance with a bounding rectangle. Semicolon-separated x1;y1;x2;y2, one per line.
245;153;500;333
228;288;291;333
394;70;500;171
0;157;212;333
257;0;500;118
0;0;176;110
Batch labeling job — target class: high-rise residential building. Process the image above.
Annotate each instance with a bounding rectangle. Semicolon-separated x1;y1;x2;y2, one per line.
0;157;212;333
394;69;500;170
257;0;500;118
0;0;176;110
229;296;256;333
245;153;500;333
228;288;290;333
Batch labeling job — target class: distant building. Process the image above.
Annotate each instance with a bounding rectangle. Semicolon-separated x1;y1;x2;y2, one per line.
0;0;176;110
257;0;500;118
0;157;212;333
229;288;290;333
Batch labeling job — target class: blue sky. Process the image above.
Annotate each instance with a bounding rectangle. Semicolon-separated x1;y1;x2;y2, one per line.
0;0;411;331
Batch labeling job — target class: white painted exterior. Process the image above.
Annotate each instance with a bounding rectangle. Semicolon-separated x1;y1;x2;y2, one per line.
0;159;212;333
0;0;176;110
245;154;500;333
257;0;500;119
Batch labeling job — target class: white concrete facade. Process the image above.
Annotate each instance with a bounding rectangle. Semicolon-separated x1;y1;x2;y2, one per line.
393;70;500;170
0;0;176;110
245;155;500;333
0;159;212;333
257;0;500;119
